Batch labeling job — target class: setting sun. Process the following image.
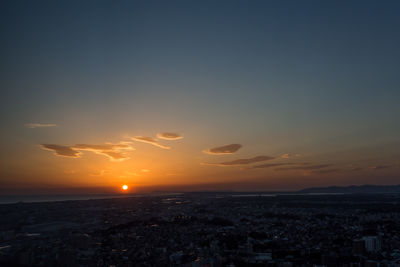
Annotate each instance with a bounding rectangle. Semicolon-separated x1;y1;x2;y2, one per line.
122;185;128;191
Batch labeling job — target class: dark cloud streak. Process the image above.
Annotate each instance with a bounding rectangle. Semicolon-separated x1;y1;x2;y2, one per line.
252;162;296;169
203;155;274;166
41;144;81;158
157;132;183;140
371;165;391;170
26;123;57;128
275;164;332;171
203;144;242;155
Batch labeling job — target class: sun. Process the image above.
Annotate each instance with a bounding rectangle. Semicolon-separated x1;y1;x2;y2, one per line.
122;184;128;191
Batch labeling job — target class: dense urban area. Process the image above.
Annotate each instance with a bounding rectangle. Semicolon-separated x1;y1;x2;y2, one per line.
1;193;400;267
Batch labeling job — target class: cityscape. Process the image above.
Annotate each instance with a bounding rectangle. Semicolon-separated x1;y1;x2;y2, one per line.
1;191;400;266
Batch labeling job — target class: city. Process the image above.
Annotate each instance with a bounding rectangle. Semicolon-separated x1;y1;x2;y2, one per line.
1;193;400;266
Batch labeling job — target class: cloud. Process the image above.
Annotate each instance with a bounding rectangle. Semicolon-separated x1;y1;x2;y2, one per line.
311;169;340;174
275;164;332;171
157;132;183;140
252;162;296;169
99;151;129;161
131;136;170;149
371;165;391;170
41;144;81;158
90;170;112;176
281;153;301;159
203;144;242;155
41;142;133;161
71;142;133;161
203;155;275;166
73;143;132;151
26;123;57;128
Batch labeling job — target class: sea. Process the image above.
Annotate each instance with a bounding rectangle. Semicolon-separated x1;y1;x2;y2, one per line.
0;194;132;204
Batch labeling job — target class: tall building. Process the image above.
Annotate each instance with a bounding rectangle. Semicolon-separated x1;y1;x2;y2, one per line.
362;236;382;252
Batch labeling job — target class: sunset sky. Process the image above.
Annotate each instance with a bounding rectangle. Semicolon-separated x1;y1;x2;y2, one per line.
1;1;399;194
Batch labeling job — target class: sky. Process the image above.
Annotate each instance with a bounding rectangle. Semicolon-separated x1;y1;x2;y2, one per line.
1;0;399;194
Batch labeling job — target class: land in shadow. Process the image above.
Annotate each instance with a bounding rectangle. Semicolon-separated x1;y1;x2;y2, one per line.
1;192;400;266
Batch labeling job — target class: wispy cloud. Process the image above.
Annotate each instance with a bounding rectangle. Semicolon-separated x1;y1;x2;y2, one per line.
72;142;133;161
203;155;274;166
131;136;170;149
281;153;301;159
99;151;129;161
371;165;391;170
41;142;133;161
275;164;332;171
252;162;296;169
157;132;183;140
26;123;57;128
203;144;242;155
90;170;112;176
41;144;81;158
311;169;340;174
73;143;132;151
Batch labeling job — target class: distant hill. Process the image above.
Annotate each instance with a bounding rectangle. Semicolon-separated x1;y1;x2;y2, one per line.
298;185;400;194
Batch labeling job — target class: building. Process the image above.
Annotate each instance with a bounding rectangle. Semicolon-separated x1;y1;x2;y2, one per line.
362;236;381;252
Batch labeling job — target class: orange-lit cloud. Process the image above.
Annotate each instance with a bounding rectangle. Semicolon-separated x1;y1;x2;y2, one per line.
203;144;242;155
26;123;57;128
157;132;183;140
41;144;81;158
73;143;132;151
41;142;133;161
131;136;170;149
203;155;274;166
71;142;133;161
275;164;332;171
99;151;129;161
